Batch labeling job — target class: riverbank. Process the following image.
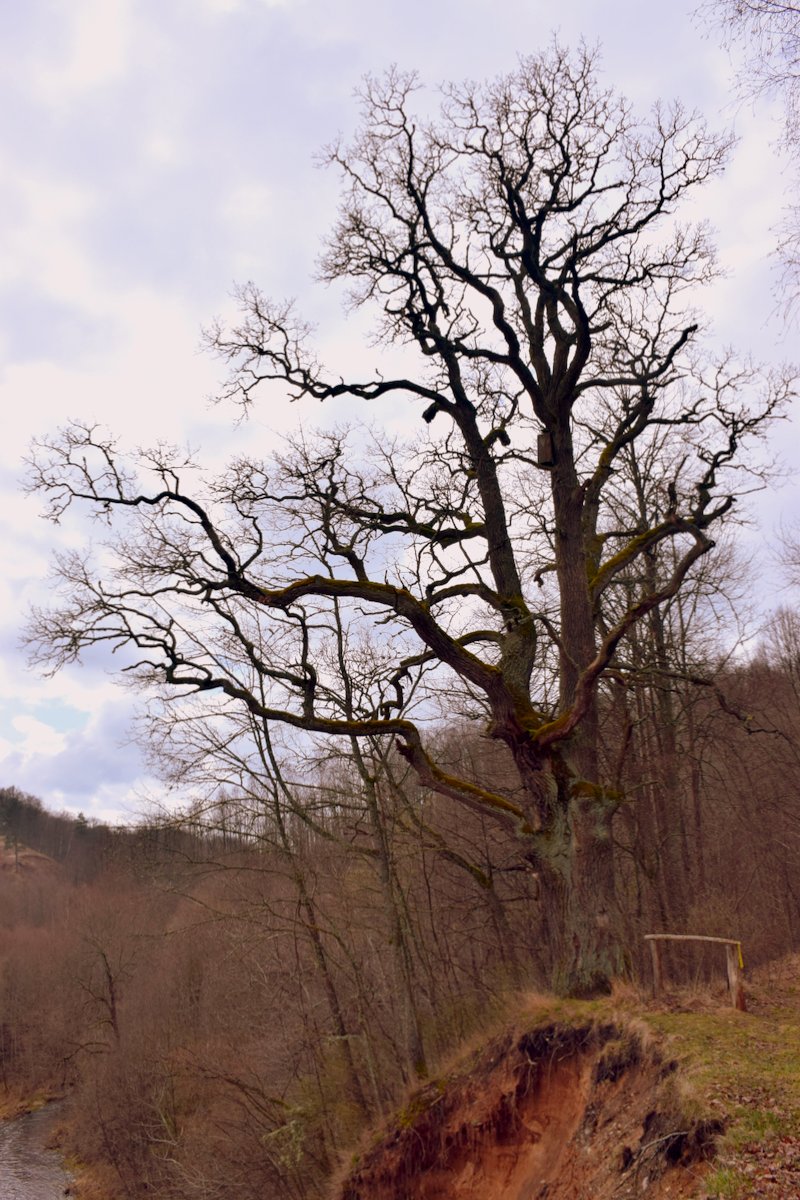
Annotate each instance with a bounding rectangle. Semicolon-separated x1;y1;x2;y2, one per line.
0;1087;64;1121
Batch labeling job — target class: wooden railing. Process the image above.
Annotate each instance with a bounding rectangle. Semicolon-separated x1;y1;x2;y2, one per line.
644;933;746;1011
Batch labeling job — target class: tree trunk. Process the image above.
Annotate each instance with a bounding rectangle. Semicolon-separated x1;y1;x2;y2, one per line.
526;446;625;994
517;750;625;996
563;791;624;995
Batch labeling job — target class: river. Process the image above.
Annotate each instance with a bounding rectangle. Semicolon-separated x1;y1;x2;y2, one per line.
0;1107;72;1199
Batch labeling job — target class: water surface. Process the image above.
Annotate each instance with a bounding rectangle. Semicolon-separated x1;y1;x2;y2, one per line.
0;1107;71;1199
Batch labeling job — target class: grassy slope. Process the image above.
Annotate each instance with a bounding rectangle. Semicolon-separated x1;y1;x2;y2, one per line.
648;955;800;1198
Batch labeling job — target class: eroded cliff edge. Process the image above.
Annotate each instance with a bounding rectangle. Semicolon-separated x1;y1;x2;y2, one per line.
336;1021;720;1200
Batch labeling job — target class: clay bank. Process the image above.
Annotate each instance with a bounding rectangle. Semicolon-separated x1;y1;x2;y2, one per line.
337;1021;720;1200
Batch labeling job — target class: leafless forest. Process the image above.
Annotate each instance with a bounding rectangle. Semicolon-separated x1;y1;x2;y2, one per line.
4;600;800;1197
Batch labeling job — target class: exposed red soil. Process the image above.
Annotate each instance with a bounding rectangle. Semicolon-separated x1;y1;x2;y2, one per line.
337;1023;719;1200
0;845;59;873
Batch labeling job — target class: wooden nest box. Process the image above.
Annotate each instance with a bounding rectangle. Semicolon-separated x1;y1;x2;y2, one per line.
537;431;555;467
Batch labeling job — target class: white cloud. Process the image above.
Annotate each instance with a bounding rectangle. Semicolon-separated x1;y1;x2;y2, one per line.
223;182;274;230
202;0;299;11
32;0;134;105
0;664;120;724
43;777;166;823
8;715;67;759
143;132;183;166
0;693;160;820
0;290;229;460
0;163;98;299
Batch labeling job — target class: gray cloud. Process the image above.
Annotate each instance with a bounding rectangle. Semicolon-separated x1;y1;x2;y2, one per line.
0;700;149;814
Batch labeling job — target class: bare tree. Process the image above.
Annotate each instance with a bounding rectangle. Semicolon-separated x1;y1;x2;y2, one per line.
700;0;800;294
702;1;800;130
25;45;789;994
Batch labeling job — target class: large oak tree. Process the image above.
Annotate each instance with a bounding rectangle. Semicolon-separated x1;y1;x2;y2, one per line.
26;45;789;993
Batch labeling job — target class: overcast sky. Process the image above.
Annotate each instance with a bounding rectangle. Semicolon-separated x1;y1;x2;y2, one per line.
0;0;794;822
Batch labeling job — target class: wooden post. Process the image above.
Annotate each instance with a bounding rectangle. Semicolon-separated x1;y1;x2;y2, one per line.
725;943;747;1012
649;937;663;998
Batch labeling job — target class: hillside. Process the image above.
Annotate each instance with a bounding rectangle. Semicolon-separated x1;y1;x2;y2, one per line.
0;844;60;875
335;959;800;1200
